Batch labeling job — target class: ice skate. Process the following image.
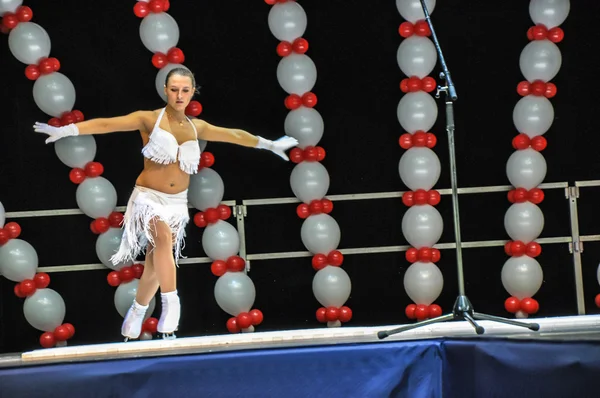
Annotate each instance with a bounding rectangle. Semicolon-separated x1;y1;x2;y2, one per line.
121;300;148;341
157;291;180;338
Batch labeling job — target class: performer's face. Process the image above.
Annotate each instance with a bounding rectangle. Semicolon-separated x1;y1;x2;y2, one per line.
164;75;194;111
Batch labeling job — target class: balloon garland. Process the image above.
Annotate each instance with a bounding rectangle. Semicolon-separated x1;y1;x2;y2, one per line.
265;0;352;327
132;0;263;333
396;0;444;321
502;0;569;318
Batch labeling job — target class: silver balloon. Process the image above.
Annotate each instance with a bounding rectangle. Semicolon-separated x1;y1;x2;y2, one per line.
8;22;51;65
0;239;38;282
501;256;543;300
276;54;317;95
268;1;307;42
114;279;156;319
519;40;562;83
0;0;23;14
32;72;76;118
506;148;547;190
290;162;330;204
397;91;438;133
397;36;437;78
301;214;341;254
214;272;256;316
597;263;600;286
396;0;436;22
404;262;444;305
140;331;153;341
399;147;441;191
54;135;97;168
529;0;570;28
188;168;224;211
402;205;443;248
515;310;529;319
284;107;324;149
504;203;544;243
513;96;554;138
312;266;351;308
202;220;240;260
139;12;180;54
156;63;190;101
96;227;132;270
75;177;118;219
23;288;65;332
0;201;4;228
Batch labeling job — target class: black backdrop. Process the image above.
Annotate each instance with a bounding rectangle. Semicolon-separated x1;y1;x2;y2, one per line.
1;0;599;353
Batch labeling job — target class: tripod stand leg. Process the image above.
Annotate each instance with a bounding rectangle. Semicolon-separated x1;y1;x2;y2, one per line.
462;312;485;335
473;312;540;331
377;314;455;339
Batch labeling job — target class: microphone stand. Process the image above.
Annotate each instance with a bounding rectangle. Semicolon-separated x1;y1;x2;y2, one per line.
378;1;540;339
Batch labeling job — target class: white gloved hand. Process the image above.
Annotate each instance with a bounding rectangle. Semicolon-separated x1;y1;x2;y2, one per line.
33;122;79;144
256;135;298;161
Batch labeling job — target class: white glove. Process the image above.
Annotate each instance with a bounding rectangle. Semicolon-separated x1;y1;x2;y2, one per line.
255;135;298;161
33;122;79;144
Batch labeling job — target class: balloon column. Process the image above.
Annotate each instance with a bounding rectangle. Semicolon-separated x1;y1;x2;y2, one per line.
396;0;444;321
265;0;352;327
131;0;263;333
0;201;74;348
1;1;151;337
502;0;569;318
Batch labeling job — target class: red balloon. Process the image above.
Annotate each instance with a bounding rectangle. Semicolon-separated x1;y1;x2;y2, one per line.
325;307;339;322
211;260;227;276
163;0;170;11
532;24;548;40
338;306;352;323
54;325;70;341
48;118;61;127
405;304;416;319
528;188;544;204
304;146;318;161
414;20;431;36
595;294;600;308
428;190;441;206
504;241;513;256
16;6;33;22
0;229;9;245
414;189;428;205
309;199;323;214
143;317;158;333
152;52;168;69
276;41;292;57
290;148;304;163
227;256;246;272
292;38;309;54
63;323;76;338
34;272;51;289
131;263;144;279
72;110;84;122
526;27;535;41
316;307;327;322
14;284;26;298
547;27;564;43
20;280;36;296
431;249;441;263
38;58;54;75
327;250;344;266
296;203;310;219
530;80;546;96
217;204;232;220
250;309;264;325
312;254;328;270
204;208;219;224
405;248;418;263
421;77;436;92
400;79;409;93
108;212;124;227
107;271;121;287
507;190;516;203
428;304;442;318
512;134;530;150
544;83;557;98
517;81;530;96
265;0;277;4
284;94;302;110
2;14;18;29
60;112;76;126
398;22;414;38
520;298;539;314
321;199;333;214
237;312;252;329
119;267;135;282
49;57;61;72
402;191;415;207
133;1;149;17
94;218;110;234
193;212;207;228
513;188;528;203
167;48;185;64
148;0;163;13
407;76;422;92
85;162;104;177
526;242;542;257
504;296;520;313
413;131;427;147
200;151;215;168
316;146;326;161
510;241;526;256
418;247;432;262
426;133;437;148
40;332;56;348
25;65;40;80
302;92;317;108
4;222;21;239
531;136;547;151
399;133;413;149
69;168;86;184
186;100;203;117
414;304;429;320
226;317;241;333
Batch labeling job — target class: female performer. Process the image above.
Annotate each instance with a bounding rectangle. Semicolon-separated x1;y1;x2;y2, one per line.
33;67;297;339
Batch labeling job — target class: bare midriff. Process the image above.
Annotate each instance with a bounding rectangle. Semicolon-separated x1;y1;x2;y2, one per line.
135;159;191;194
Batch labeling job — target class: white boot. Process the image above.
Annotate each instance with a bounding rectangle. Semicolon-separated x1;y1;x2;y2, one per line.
158;290;180;335
121;300;148;339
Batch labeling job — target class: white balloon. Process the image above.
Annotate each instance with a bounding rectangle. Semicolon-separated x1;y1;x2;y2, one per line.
396;0;436;23
54;135;97;169
397;91;438;133
202;220;240;260
276;54;317;95
301;214;341;254
501;256;543;299
268;1;307;42
188;168;225;211
513;96;554;138
139;12;180;54
397;36;437;78
504;203;544;243
529;0;570;28
515;310;529;319
114;279;156;319
214;272;256;316
8;22;51;65
75;177;118;219
402;205;443;248
312;266;351;308
32;72;76;118
519;40;562;83
506;148;547;190
155;63;190;101
0;0;23;14
0;201;4;228
96;227;132;270
284;107;324;149
399;147;441;191
597;263;600;286
290;162;330;204
0;239;38;282
404;262;443;305
23;289;65;332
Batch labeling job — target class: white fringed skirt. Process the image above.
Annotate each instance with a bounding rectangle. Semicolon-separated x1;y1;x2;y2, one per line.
110;185;189;266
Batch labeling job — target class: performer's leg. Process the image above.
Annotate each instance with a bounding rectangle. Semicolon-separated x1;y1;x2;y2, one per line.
122;247;156;339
